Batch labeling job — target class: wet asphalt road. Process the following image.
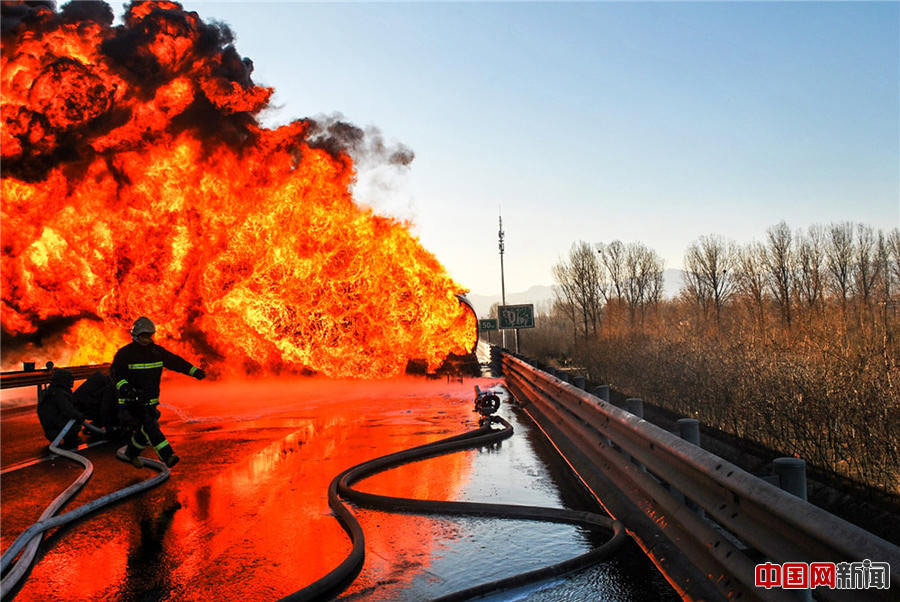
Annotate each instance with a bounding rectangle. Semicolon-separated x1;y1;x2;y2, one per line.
2;373;677;601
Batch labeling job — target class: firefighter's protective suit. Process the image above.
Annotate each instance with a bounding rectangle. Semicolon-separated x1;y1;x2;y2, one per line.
111;317;206;468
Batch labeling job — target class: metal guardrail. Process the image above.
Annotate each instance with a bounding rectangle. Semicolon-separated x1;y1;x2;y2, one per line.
1;364;110;390
501;351;899;602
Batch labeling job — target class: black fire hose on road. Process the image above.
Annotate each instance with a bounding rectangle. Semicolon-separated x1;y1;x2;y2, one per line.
282;415;626;601
0;419;170;598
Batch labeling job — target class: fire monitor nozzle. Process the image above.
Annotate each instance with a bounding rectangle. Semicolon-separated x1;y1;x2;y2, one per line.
474;385;501;418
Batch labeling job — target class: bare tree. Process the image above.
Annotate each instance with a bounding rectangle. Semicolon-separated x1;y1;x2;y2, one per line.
876;230;895;339
575;241;606;336
853;224;881;311
826;222;855;310
552;241;606;338
880;228;900;340
736;241;768;331
623;242;665;325
683;234;738;325
884;228;900;299
888;228;900;291
552;260;579;341
647;263;664;306
598;240;627;303
682;248;710;317
795;225;826;314
763;221;795;327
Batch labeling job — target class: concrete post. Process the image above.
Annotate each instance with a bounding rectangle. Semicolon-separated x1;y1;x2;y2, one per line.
774;457;808;501
624;398;645;470
676;418;704;517
772;458;814;601
676;419;700;445
589;385;613;446
573;375;586;390
625;398;643;418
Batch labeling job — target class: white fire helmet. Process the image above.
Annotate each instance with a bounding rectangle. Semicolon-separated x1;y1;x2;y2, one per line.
131;316;156;337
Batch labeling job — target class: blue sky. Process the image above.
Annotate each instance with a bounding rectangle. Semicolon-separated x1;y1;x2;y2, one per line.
171;1;898;296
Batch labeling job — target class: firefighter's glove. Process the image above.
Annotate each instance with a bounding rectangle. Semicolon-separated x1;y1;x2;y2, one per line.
119;382;139;400
192;368;206;380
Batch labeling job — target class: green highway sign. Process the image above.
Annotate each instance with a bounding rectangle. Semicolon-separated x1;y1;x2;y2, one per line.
498;304;535;329
479;319;498;331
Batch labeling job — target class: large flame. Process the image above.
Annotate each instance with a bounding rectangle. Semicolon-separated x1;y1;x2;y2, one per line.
1;1;475;377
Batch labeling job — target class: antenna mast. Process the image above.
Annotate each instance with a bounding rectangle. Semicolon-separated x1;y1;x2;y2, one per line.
499;213;507;349
498;214;506;306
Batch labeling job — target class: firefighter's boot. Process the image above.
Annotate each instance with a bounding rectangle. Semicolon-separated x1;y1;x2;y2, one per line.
156;441;179;468
123;441;143;468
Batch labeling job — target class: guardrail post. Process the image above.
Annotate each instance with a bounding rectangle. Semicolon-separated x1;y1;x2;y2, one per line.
625;398;645;470
589;386;613;446
769;459;812;602
625;398;643;418
592;385;610;402
676;419;705;517
774;459;812;602
573;375;585;390
773;457;807;502
676;418;700;445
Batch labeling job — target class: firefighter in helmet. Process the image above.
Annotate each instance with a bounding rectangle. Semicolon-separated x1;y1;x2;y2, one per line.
111;317;207;468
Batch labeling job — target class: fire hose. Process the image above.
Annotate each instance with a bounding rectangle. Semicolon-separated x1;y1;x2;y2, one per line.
0;419;170;598
282;391;626;601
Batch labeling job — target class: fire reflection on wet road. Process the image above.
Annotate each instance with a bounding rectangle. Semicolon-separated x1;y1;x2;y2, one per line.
2;376;675;601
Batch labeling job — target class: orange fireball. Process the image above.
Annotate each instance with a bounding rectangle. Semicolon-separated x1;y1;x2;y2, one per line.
1;1;475;377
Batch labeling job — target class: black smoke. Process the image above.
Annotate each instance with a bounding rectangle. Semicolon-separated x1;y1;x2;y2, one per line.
306;114;415;167
1;0;415;181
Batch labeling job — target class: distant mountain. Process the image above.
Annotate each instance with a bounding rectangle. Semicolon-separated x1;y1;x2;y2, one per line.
466;271;685;318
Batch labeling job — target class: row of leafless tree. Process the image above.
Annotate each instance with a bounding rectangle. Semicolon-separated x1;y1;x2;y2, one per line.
682;222;900;331
551;221;900;337
524;221;899;496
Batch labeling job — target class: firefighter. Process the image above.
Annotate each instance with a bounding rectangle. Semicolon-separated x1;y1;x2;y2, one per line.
73;370;122;439
37;368;84;448
111;317;207;468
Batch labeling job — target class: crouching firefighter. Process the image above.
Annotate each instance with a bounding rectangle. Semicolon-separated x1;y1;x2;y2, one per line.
37;369;84;449
112;317;207;468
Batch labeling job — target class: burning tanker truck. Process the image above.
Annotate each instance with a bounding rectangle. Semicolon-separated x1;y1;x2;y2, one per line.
0;0;478;377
